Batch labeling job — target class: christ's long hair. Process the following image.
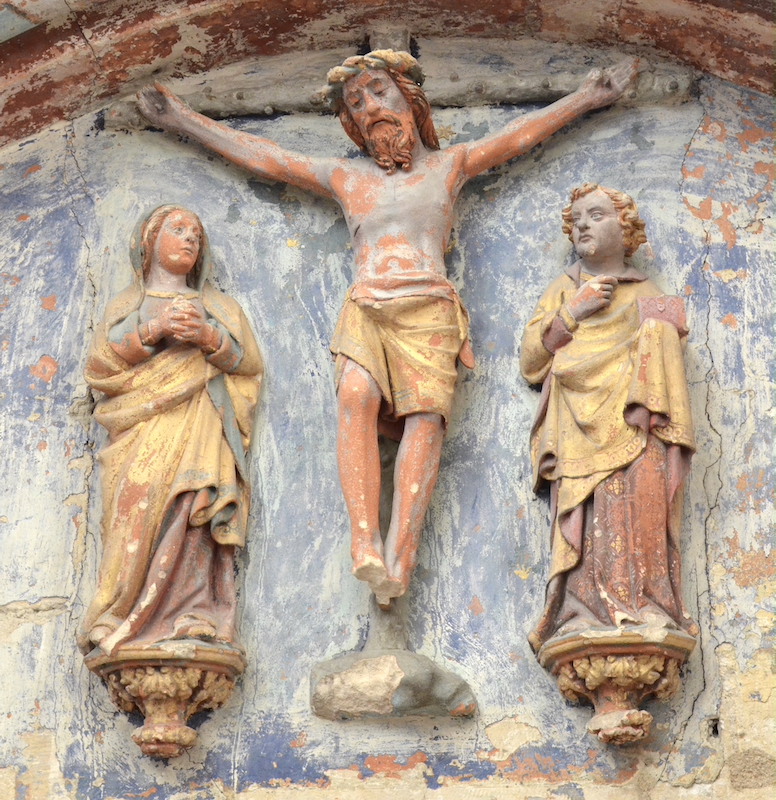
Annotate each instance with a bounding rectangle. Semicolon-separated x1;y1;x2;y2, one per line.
337;70;439;172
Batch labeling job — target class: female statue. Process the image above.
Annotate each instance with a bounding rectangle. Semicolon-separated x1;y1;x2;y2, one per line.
79;205;263;656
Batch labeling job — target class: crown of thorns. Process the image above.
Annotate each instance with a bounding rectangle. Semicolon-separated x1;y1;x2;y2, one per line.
323;50;425;107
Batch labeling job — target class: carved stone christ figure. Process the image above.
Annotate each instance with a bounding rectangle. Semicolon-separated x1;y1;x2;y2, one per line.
138;51;635;608
520;185;698;743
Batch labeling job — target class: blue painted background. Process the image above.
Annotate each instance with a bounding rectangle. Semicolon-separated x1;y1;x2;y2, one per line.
0;72;772;797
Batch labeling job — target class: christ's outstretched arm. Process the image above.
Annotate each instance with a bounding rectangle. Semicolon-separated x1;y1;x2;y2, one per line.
137;83;339;199
454;60;638;181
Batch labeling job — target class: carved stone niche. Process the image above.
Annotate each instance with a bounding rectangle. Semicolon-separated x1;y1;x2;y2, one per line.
538;628;696;746
85;643;245;758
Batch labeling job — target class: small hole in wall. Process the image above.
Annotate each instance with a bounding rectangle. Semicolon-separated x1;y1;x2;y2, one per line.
707;717;720;737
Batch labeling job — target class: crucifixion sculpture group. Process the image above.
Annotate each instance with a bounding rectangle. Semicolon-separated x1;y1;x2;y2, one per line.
80;49;697;754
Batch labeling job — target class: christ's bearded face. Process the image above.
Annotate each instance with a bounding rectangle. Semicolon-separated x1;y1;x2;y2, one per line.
343;69;417;173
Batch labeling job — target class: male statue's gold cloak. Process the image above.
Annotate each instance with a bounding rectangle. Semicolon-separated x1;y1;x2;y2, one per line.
521;263;697;649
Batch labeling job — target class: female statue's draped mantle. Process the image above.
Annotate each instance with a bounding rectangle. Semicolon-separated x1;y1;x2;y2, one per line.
521;261;697;649
78;218;263;656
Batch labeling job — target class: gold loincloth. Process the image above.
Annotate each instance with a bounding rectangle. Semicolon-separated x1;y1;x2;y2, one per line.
331;292;470;423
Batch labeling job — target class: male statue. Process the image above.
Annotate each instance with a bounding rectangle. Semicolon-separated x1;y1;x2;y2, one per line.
519;184;696;743
138;50;636;608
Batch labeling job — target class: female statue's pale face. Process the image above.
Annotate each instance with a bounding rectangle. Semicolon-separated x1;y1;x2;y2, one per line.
154;210;201;275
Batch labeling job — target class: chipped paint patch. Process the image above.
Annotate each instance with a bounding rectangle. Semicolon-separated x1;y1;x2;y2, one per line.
514;566;530;579
684;195;740;248
721;313;738;329
290;731;308;748
0;597;68;641
29;354;58;382
364;751;428;778
714;268;747;283
483;717;544;760
733;548;774;589
700;115;728;142
736;119;770;151
684;195;713;221
682;164;705;179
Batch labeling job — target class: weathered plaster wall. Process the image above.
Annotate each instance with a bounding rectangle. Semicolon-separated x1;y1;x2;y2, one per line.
1;0;773;146
0;62;773;798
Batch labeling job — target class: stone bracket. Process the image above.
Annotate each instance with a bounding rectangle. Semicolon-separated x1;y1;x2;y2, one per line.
311;649;477;720
538;626;696;745
311;593;477;721
85;642;246;758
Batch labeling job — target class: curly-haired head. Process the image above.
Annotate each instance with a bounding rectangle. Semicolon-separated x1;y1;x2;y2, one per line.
561;183;647;257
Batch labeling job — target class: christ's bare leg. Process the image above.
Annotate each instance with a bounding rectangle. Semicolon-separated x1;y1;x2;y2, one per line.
379;411;445;606
337;359;386;589
339;361;445;607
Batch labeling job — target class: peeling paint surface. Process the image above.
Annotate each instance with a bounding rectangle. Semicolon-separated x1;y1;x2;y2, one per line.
0;56;773;799
0;2;773;146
